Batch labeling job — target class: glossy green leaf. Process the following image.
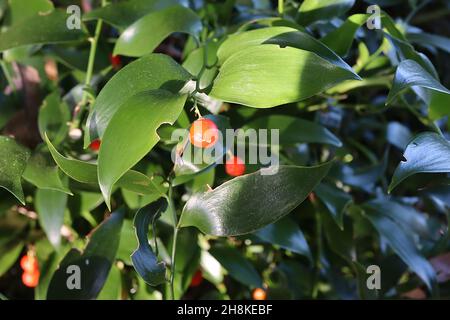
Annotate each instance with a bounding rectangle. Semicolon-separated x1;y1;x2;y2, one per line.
209;45;359;108
0;10;86;52
315;183;352;229
35;189;68;248
255;217;312;260
244;115;342;147
98;90;187;208
362;203;437;293
389;132;450;192
47;209;124;300
83;0;180;29
22;152;71;194
38;92;70;146
0;136;30;204
387;59;450;105
114;6;202;57
5;0;53;24
216;26;356;74
209;245;262;288
321;14;369;56
297;0;355;26
45;134;167;197
131;199;167;286
407;31;450;54
180;162;333;236
85;54;191;144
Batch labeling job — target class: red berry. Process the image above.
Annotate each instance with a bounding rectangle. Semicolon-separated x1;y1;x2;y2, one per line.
20;255;38;273
189;118;219;149
89;139;101;151
109;54;122;69
22;270;40;288
190;270;203;287
252;288;267;300
225;155;246;177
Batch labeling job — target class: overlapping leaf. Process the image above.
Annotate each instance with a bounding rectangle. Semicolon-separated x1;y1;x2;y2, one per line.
179;163;333;236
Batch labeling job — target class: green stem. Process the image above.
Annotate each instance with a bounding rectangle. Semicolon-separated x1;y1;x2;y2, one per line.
311;199;322;298
71;1;105;129
167;185;179;300
278;0;284;15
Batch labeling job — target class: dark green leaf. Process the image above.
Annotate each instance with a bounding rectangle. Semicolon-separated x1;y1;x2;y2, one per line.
387;59;450;105
47;209;124;300
321;14;369;56
180;162;333;236
209;245;262;288
255;217;312;260
114;6;202;57
363;203;437;293
315;183;352;229
131;199;167;286
0;136;30;204
389;132;450;192
83;0;180;29
244;115;342;147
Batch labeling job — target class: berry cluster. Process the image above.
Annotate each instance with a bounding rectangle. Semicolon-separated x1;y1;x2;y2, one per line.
20;254;40;288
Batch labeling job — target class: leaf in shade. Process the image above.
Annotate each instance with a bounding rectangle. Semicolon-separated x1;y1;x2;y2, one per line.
389;132;450;192
386;59;450;105
407;31;450;54
98;90;187;208
362;204;437;293
179;162;333;236
83;0;181;29
44;134;167;197
315;183;352;229
297;0;355;26
35;189;68;248
386;121;412;150
97;265;122;300
22;152;72;194
216;26;357;75
0;242;23;277
114;6;202;57
321;14;369;56
47;209;124;300
209;245;262;288
255;217;312;261
0;10;86;52
0;136;30;204
85;54;191;145
244;115;342;147
131;198;167;286
209;45;359;108
38;92;70;146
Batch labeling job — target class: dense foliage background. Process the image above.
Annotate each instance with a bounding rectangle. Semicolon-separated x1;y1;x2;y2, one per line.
0;0;449;300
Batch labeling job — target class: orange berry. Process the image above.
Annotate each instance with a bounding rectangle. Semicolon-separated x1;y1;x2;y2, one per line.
189;118;219;149
252;288;267;300
20;255;38;273
89;139;101;151
225;155;246;177
190;270;203;287
22;270;40;288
